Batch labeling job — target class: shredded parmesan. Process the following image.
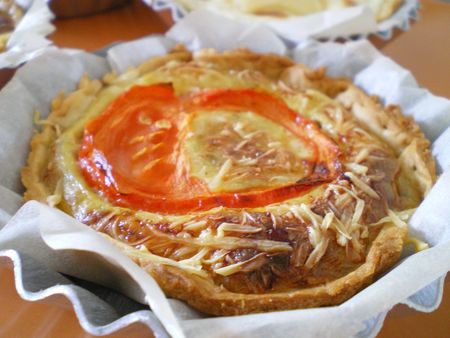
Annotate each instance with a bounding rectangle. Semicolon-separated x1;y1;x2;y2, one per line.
234;139;250;151
345;172;379;199
370;209;412;228
129;135;145;145
126;246;208;277
243;130;263;140
304;237;330;269
232;121;247;138
387;209;407;228
289;205;305;223
132;146;148;160
150;142;163;152
300;204;322;228
237;157;258;166
270;213;278;228
346;162;369;175
46;180;63;208
142;158;162;172
352;199;365;224
209;158;233;190
178;248;209;267
147;130;164;140
216;222;262;237
183;220;207;231
330;216;352;241
321;212;334;230
213;253;266;276
197;235;292;253
155;119;172;129
203;249;229;264
138;114;152;125
354;148;370;163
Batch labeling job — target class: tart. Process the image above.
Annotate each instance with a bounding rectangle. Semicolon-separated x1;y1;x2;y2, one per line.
175;0;403;22
0;0;23;52
22;46;435;316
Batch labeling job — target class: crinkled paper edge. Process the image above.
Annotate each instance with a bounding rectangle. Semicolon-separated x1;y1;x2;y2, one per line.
143;0;419;41
0;249;169;337
0;247;445;338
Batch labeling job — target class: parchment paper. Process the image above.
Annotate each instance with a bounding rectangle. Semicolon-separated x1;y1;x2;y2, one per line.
0;0;55;68
0;16;449;338
145;0;419;41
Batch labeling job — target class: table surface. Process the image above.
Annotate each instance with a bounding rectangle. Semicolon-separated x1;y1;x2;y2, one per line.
0;0;449;337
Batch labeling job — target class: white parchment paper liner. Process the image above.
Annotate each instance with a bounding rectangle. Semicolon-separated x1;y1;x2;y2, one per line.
0;0;55;69
144;0;419;41
1;17;450;338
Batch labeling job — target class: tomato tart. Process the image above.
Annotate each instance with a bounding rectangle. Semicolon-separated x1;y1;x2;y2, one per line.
175;0;403;22
22;47;435;315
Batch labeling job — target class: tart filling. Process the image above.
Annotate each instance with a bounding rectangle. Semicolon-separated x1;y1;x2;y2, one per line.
175;0;404;22
22;47;435;315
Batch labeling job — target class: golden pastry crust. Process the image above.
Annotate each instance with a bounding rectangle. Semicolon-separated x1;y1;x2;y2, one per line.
22;47;435;315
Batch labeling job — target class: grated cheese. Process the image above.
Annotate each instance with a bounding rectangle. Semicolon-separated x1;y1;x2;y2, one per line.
270;213;278;228
142;158;162;172
213;253;265;276
203;249;229;264
125;246;208;277
132;146;148;160
138;114;152;125
234;139;250;151
346;162;369;175
129;135;145;145
46;179;63;208
237;157;258;166
351;199;365;224
184;220;207;231
155;119;172;129
370;209;413;228
216;222;262;237
345;172;379;199
354;148;370;163
209;158;233;190
304;237;330;269
197;234;292;253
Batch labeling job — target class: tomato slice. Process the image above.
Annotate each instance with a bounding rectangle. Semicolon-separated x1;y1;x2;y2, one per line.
79;84;340;214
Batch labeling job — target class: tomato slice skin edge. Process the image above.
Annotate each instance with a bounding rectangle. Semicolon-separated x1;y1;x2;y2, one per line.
78;84;341;214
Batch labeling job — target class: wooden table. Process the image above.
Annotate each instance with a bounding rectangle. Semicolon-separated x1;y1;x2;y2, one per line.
1;0;449;337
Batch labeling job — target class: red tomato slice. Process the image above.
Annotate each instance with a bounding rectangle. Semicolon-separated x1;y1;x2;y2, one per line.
79;84;340;214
